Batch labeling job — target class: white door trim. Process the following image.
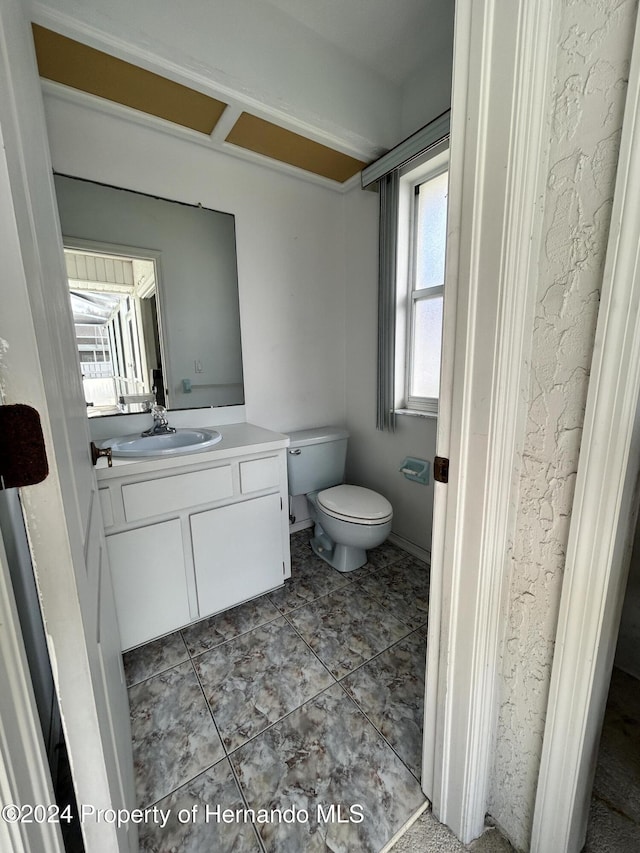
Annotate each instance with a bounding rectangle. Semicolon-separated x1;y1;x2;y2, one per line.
0;2;136;849
0;529;65;853
531;9;640;852
425;0;559;841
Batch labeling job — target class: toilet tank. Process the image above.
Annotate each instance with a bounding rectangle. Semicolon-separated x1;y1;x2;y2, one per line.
286;427;349;496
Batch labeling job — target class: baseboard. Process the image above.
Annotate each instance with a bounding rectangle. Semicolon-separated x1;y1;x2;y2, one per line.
388;532;431;564
289;519;313;534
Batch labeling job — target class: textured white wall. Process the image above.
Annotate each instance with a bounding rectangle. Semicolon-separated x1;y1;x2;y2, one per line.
488;0;638;848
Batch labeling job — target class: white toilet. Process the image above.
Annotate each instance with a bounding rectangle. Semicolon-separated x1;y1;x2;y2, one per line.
286;426;393;572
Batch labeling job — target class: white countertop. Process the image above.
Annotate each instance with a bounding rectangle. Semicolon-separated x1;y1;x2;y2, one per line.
95;422;289;481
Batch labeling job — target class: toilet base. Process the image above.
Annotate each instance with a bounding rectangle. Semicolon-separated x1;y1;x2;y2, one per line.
310;531;366;573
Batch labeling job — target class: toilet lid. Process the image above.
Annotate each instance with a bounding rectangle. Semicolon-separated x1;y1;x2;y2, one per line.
317;485;393;525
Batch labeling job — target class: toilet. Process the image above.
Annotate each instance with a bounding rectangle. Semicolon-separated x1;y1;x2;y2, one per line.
286;427;393;572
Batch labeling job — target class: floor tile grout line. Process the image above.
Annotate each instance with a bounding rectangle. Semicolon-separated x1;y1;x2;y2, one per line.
134;750;270;853
222;679;341;760
181;593;282;650
267;568;361;616
131;658;229;811
282;602;425;684
143;656;272;850
225;752;269;853
280;607;340;684
300;566;421;637
336;626;428;683
125;601;284;686
124;631;191;688
125;652;194;690
182;604;283;662
190;616;338;757
336;679;424;787
282;573;416;624
283;586;423;663
354;572;430;628
137;755;226;811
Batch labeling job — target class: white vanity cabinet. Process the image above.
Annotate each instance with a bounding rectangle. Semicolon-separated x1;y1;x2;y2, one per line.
96;423;291;650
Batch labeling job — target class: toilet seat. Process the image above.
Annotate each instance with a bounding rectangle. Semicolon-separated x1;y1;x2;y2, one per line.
317;485;393;526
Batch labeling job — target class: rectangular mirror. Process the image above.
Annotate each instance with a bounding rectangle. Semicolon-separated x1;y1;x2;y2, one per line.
54;175;245;417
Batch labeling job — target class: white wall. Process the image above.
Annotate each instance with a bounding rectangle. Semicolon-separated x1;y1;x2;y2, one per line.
343;186;436;555
44;93;347;434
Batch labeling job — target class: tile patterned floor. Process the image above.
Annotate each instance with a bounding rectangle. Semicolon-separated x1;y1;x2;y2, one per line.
124;531;430;852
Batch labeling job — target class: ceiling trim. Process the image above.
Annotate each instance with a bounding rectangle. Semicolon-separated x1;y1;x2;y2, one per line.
210;105;244;144
361;110;451;187
41;80;365;194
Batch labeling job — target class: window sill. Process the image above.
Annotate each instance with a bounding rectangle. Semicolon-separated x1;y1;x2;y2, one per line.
395;408;438;420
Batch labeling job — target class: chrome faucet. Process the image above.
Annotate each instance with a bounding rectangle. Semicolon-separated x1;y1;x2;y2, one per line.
141;404;176;436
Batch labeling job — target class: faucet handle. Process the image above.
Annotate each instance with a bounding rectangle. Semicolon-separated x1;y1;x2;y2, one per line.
151;403;168;422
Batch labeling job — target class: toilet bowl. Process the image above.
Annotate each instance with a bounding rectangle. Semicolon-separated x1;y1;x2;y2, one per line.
286;426;394;573
308;485;393;572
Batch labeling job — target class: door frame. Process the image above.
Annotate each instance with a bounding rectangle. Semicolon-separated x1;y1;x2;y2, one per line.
0;1;135;850
0;527;65;853
423;0;560;841
531;8;640;852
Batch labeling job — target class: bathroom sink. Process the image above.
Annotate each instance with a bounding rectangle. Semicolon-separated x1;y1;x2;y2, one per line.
106;428;222;457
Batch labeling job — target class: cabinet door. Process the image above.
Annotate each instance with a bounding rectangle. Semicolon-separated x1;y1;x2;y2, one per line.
191;493;284;618
106;519;190;650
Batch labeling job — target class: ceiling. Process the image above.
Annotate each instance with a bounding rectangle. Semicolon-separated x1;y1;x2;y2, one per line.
262;0;452;86
31;0;454;186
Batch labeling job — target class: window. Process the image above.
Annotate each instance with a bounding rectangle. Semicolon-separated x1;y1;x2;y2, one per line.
397;148;449;416
369;113;450;432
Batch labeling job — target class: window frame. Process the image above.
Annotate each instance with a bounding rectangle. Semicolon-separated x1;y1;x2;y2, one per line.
395;144;449;417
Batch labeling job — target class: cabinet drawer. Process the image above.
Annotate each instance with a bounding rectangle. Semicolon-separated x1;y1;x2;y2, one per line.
123;465;233;522
239;456;279;493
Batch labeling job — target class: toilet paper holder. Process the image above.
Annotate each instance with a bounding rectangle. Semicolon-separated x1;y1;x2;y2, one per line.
399;457;430;485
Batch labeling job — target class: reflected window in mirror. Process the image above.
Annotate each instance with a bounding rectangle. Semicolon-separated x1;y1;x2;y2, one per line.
55;174;245;418
66;245;165;417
